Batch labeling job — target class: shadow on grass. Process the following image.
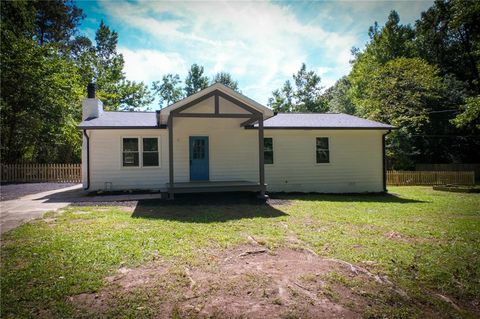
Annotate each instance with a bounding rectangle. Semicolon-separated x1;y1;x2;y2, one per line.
132;192;289;223
269;192;426;204
131;191;425;223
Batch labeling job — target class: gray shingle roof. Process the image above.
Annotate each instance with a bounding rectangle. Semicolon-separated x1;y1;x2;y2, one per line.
257;113;394;129
78;111;158;129
78;111;393;130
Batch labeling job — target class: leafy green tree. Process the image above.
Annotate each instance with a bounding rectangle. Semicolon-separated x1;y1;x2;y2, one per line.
152;74;183;108
415;0;480;91
349;11;415;107
268;63;326;112
0;2;153;163
357;57;445;168
293;63;325;112
358;58;443;127
347;7;480;166
73;21;153;110
118;80;155;111
211;72;239;91
268;81;294;112
184;64;209;96
0;0;84;163
323;76;355;114
452;96;480;129
0;0;35;38
33;0;84;47
0;36;82;163
412;0;480;164
364;11;415;64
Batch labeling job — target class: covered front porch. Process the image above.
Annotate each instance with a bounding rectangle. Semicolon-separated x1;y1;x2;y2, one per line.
162;85;273;199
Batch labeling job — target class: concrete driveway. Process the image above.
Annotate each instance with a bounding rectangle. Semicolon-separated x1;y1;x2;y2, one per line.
0;184;83;235
0;184;168;235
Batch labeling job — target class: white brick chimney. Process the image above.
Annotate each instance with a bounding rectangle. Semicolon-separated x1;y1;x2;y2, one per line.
82;82;103;120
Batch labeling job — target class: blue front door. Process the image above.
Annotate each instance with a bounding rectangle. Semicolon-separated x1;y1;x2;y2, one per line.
189;136;209;181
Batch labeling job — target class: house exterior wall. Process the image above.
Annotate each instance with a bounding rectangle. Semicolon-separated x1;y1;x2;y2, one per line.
81;132;88;189
84;126;385;193
171;118;259;183
179;96;214;113
219;97;250;114
87;129;169;191
264;129;386;193
85;120;259;191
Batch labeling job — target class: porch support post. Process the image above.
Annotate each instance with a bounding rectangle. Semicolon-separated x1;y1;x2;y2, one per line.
258;116;266;197
168;115;174;199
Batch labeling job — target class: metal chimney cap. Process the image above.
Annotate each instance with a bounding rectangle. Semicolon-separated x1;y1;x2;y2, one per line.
87;82;96;98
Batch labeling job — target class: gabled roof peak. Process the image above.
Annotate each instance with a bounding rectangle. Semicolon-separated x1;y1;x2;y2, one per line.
160;83;274;117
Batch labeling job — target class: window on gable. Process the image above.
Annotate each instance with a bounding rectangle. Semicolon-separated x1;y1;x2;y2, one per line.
316;137;330;163
122;138;139;167
142;138;159;166
264;138;274;164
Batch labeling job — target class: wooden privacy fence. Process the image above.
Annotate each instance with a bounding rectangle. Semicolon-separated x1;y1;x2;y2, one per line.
1;164;81;183
387;170;475;186
416;163;480;180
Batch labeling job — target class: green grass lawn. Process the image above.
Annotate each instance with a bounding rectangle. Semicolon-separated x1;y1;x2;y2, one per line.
1;187;479;318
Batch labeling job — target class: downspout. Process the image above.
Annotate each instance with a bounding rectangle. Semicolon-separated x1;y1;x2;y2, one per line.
83;129;90;190
382;130;391;192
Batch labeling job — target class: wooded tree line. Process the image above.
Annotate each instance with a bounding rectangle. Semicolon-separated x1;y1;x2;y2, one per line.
1;0;153;163
152;66;239;108
0;0;238;164
1;0;478;168
269;0;479;169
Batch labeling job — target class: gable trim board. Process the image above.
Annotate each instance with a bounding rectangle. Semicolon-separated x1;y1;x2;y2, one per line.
79;83;394;196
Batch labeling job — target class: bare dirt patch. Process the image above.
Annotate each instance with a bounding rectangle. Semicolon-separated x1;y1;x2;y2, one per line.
70;243;412;318
384;231;440;245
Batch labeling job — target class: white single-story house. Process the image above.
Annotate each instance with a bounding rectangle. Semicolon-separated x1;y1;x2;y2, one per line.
78;83;393;198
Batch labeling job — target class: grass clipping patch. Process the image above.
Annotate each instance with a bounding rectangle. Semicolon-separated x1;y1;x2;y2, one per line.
70;244;411;319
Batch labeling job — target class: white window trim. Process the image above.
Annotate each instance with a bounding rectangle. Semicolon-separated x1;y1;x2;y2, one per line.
142;137;161;168
315;136;332;166
264;137;274;166
121;136;140;169
121;136;161;169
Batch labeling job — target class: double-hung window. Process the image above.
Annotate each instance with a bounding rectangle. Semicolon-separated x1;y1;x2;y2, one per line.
122;138;139;167
142;138;159;166
264;138;274;164
316;137;330;163
122;137;160;167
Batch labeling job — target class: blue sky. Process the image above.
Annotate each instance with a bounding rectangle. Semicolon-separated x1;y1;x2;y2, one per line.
77;0;433;109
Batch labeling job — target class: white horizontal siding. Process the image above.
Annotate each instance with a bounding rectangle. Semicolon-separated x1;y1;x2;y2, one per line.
179;96;214;113
264;130;385;193
86;120;260;191
219;97;250;114
172;118;259;182
88;129;169;191
84;107;385;192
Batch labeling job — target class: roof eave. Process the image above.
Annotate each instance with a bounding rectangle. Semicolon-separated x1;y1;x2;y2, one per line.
78;125;165;130
245;126;396;130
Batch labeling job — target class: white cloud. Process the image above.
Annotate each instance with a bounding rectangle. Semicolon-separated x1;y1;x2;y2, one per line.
119;48;187;84
95;0;434;105
99;0;358;105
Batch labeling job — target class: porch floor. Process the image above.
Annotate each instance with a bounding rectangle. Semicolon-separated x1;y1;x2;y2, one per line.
166;181;264;193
